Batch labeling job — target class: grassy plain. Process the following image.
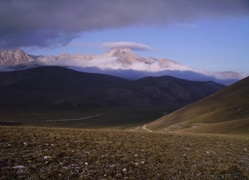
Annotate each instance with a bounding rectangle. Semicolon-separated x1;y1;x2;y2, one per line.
1;126;249;179
0;104;183;129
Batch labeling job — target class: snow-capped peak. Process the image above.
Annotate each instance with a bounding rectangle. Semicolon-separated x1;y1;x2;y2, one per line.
103;47;151;67
0;48;246;83
0;49;34;66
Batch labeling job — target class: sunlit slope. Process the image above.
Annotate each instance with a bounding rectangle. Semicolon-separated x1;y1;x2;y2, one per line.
147;76;249;134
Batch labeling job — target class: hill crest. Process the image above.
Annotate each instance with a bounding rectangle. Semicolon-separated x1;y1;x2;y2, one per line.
0;66;225;107
147;76;249;134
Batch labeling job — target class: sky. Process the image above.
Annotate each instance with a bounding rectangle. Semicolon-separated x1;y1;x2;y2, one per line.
0;0;249;75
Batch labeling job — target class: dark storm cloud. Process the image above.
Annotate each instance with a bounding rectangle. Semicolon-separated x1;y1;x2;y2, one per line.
0;0;248;48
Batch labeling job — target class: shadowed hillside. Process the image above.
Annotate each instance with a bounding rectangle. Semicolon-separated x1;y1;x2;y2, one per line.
0;66;128;105
0;66;128;94
147;76;249;134
0;66;225;107
0;66;225;129
74;76;225;106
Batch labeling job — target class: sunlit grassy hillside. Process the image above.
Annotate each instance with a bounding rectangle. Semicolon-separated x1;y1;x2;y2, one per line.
147;76;249;134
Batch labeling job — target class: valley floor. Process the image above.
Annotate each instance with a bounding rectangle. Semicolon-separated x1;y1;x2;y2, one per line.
0;126;249;179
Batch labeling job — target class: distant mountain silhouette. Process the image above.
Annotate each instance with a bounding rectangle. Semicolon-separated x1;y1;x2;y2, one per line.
0;66;225;107
0;66;128;105
76;67;238;85
74;75;225;107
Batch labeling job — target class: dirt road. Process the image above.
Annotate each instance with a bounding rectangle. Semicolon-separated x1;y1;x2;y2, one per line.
45;114;103;122
142;124;153;132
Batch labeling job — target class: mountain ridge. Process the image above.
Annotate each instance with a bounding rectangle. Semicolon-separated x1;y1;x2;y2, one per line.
0;48;245;85
0;49;34;66
0;66;225;107
0;66;226;129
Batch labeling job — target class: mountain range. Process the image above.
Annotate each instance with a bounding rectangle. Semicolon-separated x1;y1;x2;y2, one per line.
0;66;226;128
0;48;245;85
0;66;225;107
0;64;248;133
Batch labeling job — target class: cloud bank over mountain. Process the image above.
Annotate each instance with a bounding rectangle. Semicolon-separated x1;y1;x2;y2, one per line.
0;0;248;48
0;47;246;85
101;42;154;51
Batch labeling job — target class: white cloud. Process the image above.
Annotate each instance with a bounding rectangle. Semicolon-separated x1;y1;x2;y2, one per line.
85;57;122;70
102;42;154;51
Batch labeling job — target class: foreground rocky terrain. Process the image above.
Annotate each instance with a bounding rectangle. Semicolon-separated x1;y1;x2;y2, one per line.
0;126;248;179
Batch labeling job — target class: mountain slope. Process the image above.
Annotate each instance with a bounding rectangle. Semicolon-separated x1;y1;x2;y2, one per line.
0;66;225;107
68;75;225;107
147;76;249;134
0;66;128;92
0;49;34;66
0;66;225;129
0;66;128;105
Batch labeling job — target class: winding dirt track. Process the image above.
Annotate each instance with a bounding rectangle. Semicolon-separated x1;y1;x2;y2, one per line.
45;114;104;122
45;114;154;133
142;124;153;132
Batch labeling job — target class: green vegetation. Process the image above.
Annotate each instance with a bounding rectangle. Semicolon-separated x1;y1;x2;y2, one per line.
147;76;249;134
1;126;249;179
0;104;182;130
178;118;249;134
